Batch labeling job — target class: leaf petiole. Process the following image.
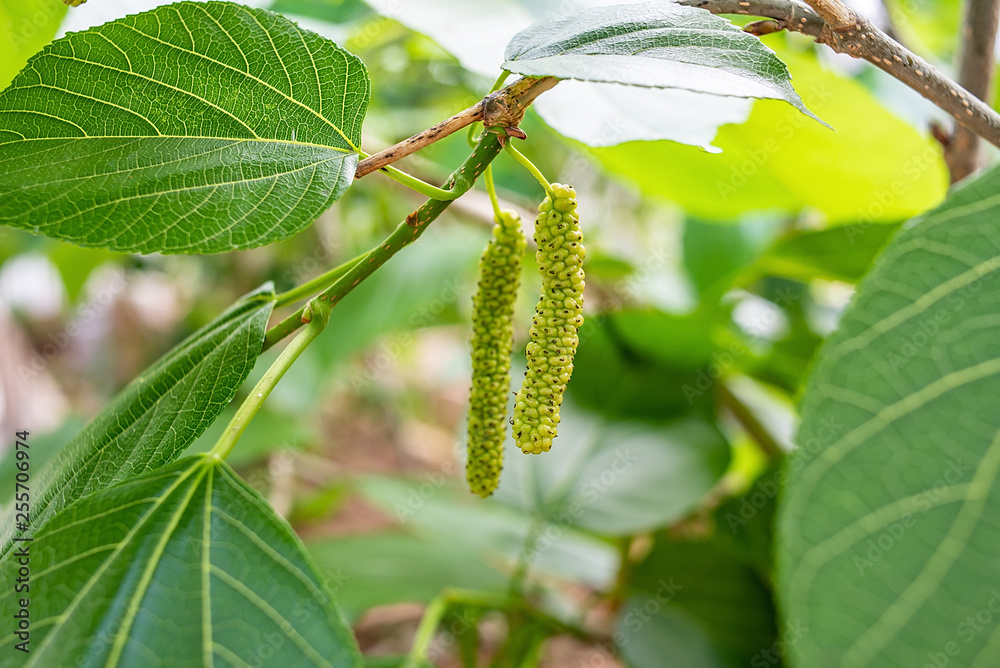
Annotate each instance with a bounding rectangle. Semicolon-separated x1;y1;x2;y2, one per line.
379;164;462;200
484;165;503;219
504;142;554;197
209;298;331;460
274;253;367;308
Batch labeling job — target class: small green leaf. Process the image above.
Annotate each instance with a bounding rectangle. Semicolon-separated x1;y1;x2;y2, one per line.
0;1;370;254
503;2;817;119
0;285;275;559
628;534;777;667
777;163;1000;666
617;597;730;668
0;456;361;668
754;222;901;284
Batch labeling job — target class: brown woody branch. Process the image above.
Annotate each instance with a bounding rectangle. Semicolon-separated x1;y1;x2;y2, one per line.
354;76;558;179
679;0;1000;150
945;0;1000;181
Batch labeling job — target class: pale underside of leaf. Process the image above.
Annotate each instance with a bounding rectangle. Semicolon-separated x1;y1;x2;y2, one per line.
0;457;360;668
777;165;1000;667
0;1;370;254
503;2;820;122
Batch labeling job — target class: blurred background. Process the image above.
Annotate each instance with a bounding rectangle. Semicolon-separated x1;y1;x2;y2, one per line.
0;0;979;664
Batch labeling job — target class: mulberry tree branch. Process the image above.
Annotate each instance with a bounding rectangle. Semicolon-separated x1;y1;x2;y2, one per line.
354;76;557;178
678;0;1000;150
945;0;1000;181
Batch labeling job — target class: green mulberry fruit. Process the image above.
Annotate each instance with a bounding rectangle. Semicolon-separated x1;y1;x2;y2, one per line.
512;184;585;455
466;209;526;497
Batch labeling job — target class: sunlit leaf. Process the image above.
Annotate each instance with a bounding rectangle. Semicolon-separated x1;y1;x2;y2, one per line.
0;1;370;253
588;50;948;222
0;0;66;90
504;3;817;119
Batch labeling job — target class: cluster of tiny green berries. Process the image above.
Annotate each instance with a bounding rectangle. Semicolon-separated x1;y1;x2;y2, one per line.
512;184;585;455
466;209;526;497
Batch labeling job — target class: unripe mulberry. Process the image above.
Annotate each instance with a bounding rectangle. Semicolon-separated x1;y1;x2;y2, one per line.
512;184;585;454
466;209;526;497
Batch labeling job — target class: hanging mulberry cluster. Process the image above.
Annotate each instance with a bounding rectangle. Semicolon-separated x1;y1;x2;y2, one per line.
466;209;526;497
512;183;585;455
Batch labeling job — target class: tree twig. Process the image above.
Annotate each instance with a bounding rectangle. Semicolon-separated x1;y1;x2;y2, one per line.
355;102;485;178
717;381;784;459
944;0;1000;181
263;77;556;351
680;0;1000;149
354;76;558;179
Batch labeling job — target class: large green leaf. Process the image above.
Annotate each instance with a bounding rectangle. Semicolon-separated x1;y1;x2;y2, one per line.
494;406;730;535
357;476;619;589
503;2;815;119
0;285;275;559
308;532;509;618
0;456;361;668
588;50;948;222
777;164;1000;666
0;1;369;254
0;0;67;90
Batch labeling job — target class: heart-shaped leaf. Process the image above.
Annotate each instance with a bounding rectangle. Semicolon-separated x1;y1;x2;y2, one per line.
0;456;361;668
0;1;370;254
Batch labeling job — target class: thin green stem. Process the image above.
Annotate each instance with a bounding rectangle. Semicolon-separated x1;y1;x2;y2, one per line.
262;133;504;351
404;595;450;668
509;516;543;598
491;71;512;93
504;143;553;197
358;144;461;200
261;305;308;353
210;299;331;460
274;253;366;308
484;165;503;219
380;164;462;200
